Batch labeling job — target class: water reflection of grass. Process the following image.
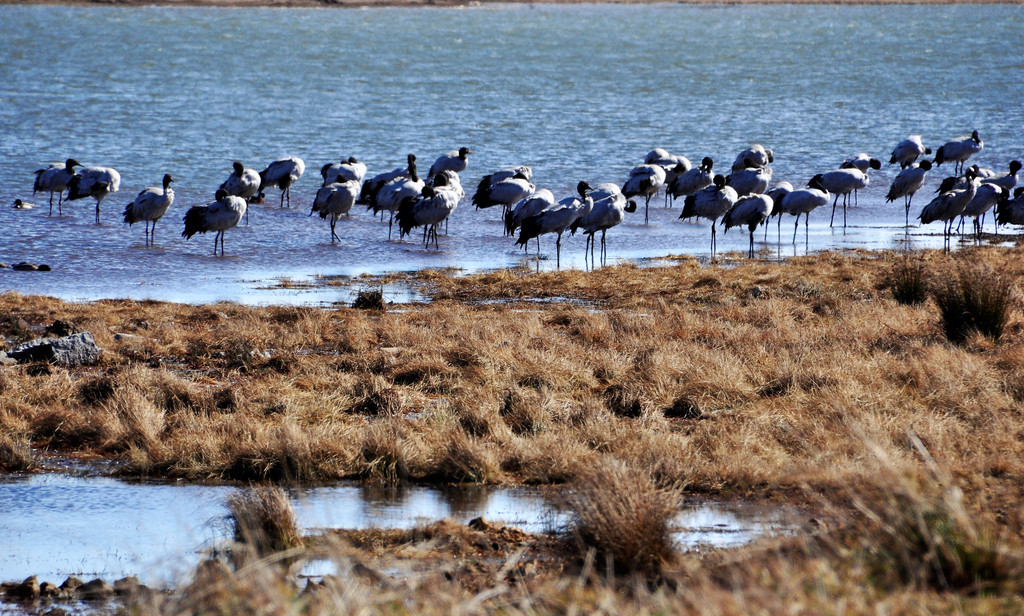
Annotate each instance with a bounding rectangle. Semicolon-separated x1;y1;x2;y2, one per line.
3;246;1024;610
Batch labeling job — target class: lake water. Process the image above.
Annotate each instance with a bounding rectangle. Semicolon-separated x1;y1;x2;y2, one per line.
0;471;801;587
0;4;1022;305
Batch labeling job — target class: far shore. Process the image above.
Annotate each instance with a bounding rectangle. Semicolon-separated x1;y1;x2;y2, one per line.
3;0;1020;7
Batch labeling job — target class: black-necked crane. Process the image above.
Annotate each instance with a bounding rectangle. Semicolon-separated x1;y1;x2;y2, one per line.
840;154;881;208
961;183;1005;240
820;167;869;228
889;135;931;169
472;169;534;219
726;165;772;198
979;160;1022;194
374;158;425;239
428;147;472;180
570;182;637;265
935;130;983;176
668;157;715;205
885;159;933;226
731;144;773;172
123;173;175;247
515;181;593;268
622;163;666;224
395;174;461;250
220;161;261;225
645;149;690;206
312;177;360;243
919;167;979;251
764;181;793;240
33;158;80;216
182;189;247;256
259;157;305;208
360;154;416;215
722;193;774;258
680;174;739;258
506;188;555;237
996;188;1024;228
321;156;366;186
67;165;121;223
775;174;830;243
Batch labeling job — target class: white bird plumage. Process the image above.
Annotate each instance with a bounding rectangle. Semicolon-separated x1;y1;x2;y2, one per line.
885;159;933;226
506;188;555;237
889;135;931;169
312;177;360;243
428;147;472;180
66;165;121;223
321;157;366;186
123;173;175;246
182;189;247;256
395;172;462;249
726;165;772;198
33;158;80;216
373;158;425;239
721;193;774;258
820;167;869;228
668;157;715;204
775;175;830;243
919;168;979;251
731;145;773;172
259;157;305;208
622;163;666;224
680;174;739;257
570;182;637;265
935;130;983;176
515;181;594;268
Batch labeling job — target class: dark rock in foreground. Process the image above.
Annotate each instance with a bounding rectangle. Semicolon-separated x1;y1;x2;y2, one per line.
9;332;101;367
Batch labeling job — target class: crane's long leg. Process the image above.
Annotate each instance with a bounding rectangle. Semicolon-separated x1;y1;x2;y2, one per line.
830;194;839;227
48;193;54;216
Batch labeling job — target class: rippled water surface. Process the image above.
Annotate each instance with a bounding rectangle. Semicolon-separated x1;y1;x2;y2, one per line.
0;4;1022;304
0;473;801;586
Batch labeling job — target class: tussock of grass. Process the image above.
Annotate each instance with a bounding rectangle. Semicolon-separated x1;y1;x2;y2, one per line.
933;263;1014;343
887;258;929;305
226;486;300;557
564;458;681;576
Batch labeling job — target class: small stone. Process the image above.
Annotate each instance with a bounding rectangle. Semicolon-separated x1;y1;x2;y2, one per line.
39;581;60;597
38;264;51;272
77;578;113;600
0;262;9;268
13;262;39;271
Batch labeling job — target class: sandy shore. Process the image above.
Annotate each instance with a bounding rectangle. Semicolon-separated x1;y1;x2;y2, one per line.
3;0;1018;7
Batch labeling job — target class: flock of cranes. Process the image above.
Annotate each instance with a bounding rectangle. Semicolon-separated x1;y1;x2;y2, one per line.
21;130;1024;265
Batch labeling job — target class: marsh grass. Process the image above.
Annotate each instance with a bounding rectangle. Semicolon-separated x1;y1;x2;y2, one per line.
933;264;1014;343
226;486;300;557
887;258;929;306
564;458;681;576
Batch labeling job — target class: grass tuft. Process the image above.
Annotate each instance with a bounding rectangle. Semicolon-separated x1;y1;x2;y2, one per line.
564;457;681;576
226;486;300;557
351;287;386;311
888;258;929;306
933;264;1013;343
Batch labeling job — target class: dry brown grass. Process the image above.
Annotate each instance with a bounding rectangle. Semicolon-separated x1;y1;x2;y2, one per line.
2;247;1023;501
226;486;301;557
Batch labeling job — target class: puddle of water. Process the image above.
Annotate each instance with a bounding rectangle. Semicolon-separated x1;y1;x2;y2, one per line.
0;473;802;589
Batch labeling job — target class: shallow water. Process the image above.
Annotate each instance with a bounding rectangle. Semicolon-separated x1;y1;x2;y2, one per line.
0;472;801;587
0;4;1022;304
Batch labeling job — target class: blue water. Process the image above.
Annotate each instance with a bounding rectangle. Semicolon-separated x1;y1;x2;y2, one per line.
0;4;1022;304
0;472;799;586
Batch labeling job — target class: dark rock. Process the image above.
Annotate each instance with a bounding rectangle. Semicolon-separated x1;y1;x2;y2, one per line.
12;262;39;271
7;575;40;599
38;264;51;272
77;578;113;600
113;576;141;596
43;608;69;616
46;320;78;338
59;576;84;591
9;332;101;367
39;581;60;597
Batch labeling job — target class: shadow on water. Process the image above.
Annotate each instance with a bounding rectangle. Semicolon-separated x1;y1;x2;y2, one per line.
0;472;804;588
